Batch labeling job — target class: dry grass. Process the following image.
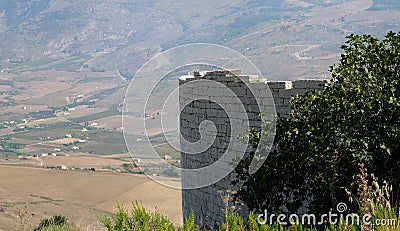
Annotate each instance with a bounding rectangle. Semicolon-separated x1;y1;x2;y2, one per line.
345;163;399;231
94;116;122;130
46;138;81;145
0;165;182;230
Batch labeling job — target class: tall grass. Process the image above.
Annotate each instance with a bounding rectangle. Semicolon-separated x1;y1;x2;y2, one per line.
98;201;175;231
344;163;400;231
97;203;363;231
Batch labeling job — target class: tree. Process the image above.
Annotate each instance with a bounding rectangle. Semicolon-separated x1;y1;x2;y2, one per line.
233;31;400;216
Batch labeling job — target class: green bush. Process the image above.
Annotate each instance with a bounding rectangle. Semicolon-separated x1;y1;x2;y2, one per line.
33;224;73;231
98;201;175;231
182;210;197;231
33;215;73;231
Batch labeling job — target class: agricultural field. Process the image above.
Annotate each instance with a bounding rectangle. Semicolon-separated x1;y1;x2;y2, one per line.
0;166;182;230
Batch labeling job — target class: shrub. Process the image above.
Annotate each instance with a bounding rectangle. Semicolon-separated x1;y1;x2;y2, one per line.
98;201;175;231
182;210;197;231
34;224;73;231
33;215;72;231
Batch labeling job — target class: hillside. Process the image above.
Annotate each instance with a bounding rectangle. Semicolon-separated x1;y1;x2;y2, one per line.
0;0;399;79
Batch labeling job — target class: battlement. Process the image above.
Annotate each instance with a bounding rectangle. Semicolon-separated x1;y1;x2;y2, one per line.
179;70;328;116
179;69;327;85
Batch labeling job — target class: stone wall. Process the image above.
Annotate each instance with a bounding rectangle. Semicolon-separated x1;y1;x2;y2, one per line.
179;70;328;228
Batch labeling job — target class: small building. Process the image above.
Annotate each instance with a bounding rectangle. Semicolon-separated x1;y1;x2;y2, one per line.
71;146;80;150
164;155;172;160
58;165;67;170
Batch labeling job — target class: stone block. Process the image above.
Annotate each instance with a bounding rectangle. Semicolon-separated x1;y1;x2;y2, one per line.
292;79;328;89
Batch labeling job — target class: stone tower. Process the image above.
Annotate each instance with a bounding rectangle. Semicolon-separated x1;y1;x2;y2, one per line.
179;70;327;228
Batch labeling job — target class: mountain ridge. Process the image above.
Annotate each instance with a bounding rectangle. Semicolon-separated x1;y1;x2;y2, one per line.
0;0;399;79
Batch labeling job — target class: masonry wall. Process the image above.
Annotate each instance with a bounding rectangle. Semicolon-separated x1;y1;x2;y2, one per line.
179;70;328;228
